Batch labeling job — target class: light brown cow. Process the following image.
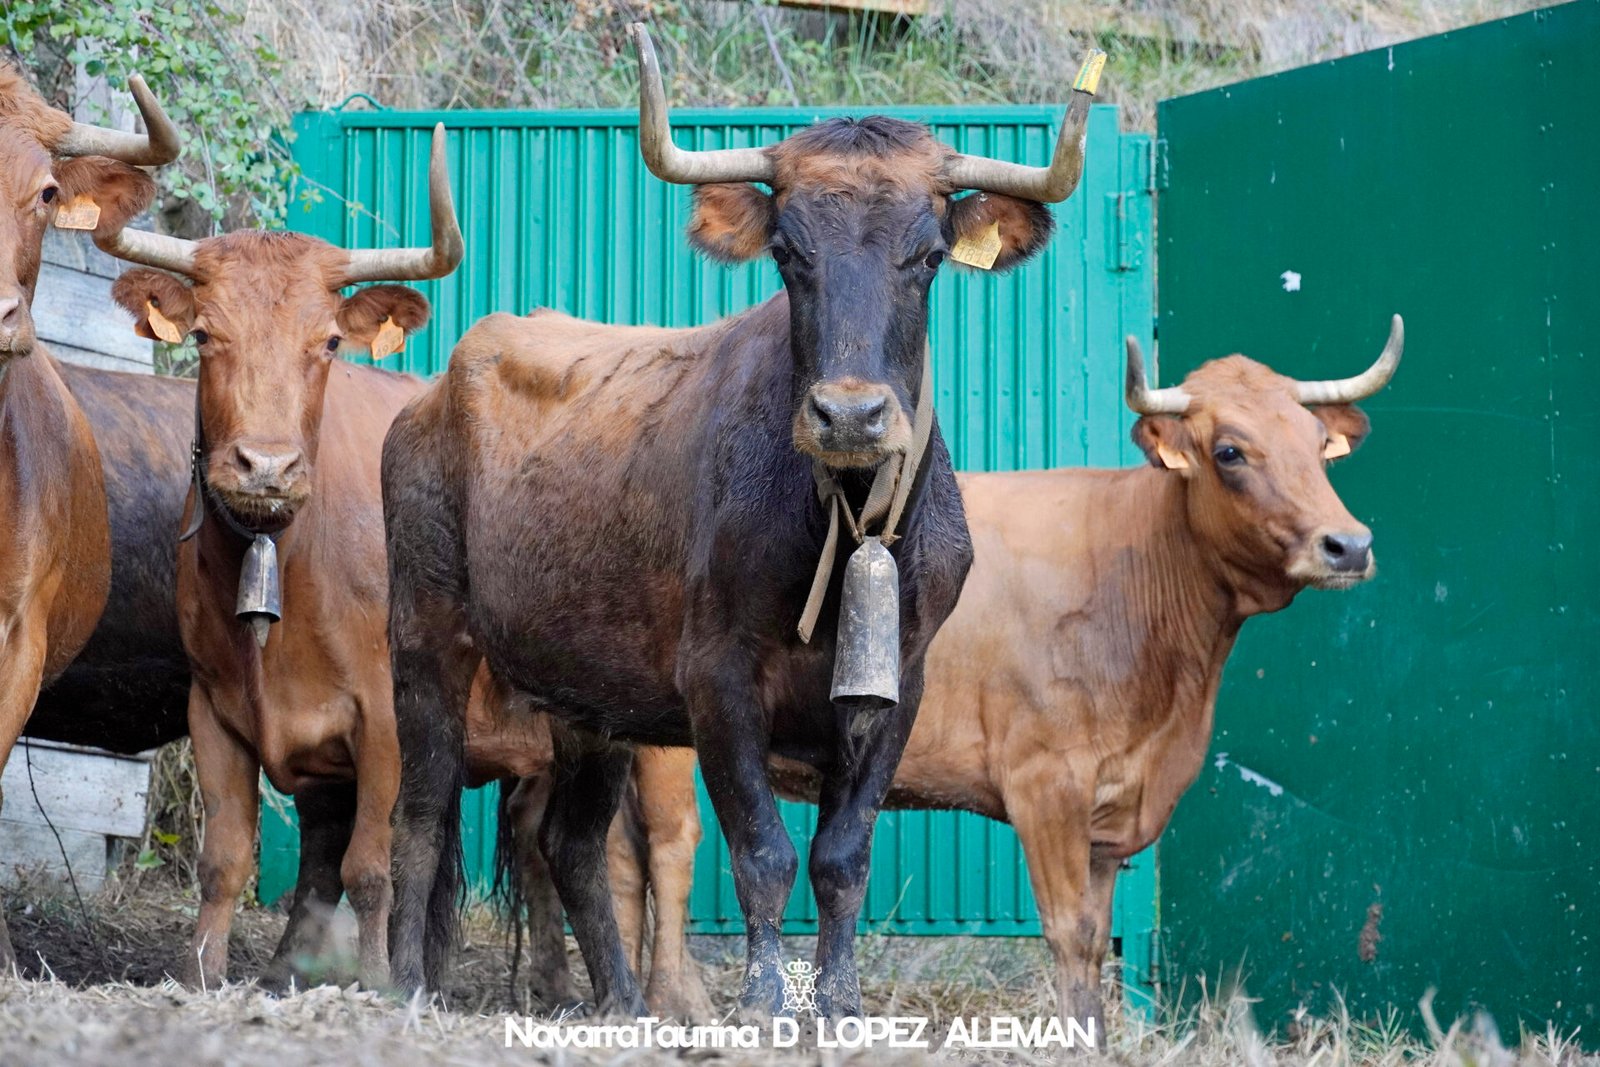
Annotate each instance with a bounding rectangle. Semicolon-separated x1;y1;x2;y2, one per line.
0;67;178;973
516;321;1403;1027
96;125;462;990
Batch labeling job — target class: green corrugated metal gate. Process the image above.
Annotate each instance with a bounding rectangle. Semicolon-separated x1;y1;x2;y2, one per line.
1155;2;1597;1034
261;103;1159;992
261;4;1596;1033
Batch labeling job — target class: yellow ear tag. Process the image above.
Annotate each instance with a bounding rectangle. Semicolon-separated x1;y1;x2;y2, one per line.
370;316;406;360
54;194;102;231
950;220;1003;270
144;300;184;344
1156;443;1190;470
1323;432;1351;460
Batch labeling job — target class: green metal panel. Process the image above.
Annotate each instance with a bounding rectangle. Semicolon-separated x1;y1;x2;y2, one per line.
1155;3;1597;1034
263;103;1155;988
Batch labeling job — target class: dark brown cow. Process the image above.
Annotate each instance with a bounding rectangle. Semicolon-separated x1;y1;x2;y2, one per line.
383;24;1101;1016
0;66;179;972
97;125;462;990
516;322;1403;1028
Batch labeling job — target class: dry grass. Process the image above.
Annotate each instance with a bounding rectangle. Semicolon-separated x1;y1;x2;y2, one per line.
0;883;1592;1066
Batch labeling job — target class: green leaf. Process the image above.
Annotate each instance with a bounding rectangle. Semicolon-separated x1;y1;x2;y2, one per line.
135;849;166;871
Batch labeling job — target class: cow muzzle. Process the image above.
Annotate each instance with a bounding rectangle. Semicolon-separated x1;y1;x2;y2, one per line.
1293;525;1376;589
795;380;911;469
210;443;311;526
0;292;35;360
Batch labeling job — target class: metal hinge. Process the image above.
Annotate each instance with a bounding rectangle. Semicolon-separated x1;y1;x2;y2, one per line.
1153;137;1171;191
1147;928;1163;986
1106;192;1139;272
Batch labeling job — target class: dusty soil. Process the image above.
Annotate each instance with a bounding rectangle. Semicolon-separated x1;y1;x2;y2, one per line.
1;882;1590;1066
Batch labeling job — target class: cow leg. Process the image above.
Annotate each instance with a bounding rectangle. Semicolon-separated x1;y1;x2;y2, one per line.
1007;774;1107;1030
186;684;261;990
634;747;711;1019
506;774;578;1008
0;618;50;977
539;729;644;1016
261;782;355;991
687;671;797;1018
606;789;649;977
343;707;400;990
808;680;921;1019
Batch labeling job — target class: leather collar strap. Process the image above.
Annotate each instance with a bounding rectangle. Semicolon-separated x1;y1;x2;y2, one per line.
797;343;935;643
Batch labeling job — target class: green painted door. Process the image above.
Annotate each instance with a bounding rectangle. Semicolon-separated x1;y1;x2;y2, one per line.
262;102;1156;995
1154;2;1597;1033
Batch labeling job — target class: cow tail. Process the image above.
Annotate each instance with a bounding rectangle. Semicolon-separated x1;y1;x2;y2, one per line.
491;778;526;994
423;756;467;991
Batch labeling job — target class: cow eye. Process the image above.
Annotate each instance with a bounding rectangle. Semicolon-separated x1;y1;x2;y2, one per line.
924;249;946;271
770;246;792;269
40;186;58;205
325;336;341;353
190;329;210;346
1213;444;1245;467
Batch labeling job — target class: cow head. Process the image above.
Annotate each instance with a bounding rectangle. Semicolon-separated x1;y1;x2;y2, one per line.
0;67;177;361
102;124;462;531
631;25;1100;469
1126;317;1403;609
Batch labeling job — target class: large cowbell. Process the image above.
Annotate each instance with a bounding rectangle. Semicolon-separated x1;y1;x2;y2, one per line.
830;539;900;710
236;533;282;648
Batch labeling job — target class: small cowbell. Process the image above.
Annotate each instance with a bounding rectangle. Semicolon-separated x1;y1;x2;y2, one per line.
829;539;900;710
236;533;282;648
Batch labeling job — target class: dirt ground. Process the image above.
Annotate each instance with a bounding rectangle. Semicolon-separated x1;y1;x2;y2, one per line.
1;882;1592;1066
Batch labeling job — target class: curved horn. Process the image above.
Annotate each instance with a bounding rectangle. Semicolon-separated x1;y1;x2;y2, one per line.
56;74;181;166
944;49;1105;203
1124;335;1191;416
631;23;773;186
95;227;200;277
339;123;465;284
1294;315;1404;406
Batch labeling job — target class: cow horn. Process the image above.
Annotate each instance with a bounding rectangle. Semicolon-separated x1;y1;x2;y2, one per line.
1294;315;1404;406
96;227;200;277
55;74;181;166
340;123;465;284
1124;336;1191;416
943;49;1105;203
631;23;774;186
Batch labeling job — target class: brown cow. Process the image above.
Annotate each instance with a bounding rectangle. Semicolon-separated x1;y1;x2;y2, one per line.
515;321;1403;1028
0;66;179;973
96;125;462;990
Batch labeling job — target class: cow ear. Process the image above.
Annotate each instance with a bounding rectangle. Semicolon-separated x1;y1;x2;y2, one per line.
337;285;431;359
1131;415;1197;473
1312;403;1371;460
111;268;195;342
687;183;774;263
945;192;1055;272
53;157;157;236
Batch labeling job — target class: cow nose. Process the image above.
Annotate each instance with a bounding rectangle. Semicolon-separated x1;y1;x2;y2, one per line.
233;445;305;493
0;295;23;351
1320;531;1373;573
810;392;887;438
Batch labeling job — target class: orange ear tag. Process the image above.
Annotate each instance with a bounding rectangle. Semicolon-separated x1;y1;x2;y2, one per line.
53;194;102;231
950;220;1002;270
1156;443;1190;470
370;316;406;360
1323;432;1351;460
144;300;184;344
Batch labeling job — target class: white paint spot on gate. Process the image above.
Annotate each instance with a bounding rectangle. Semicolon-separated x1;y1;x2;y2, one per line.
1280;270;1302;292
1213;752;1286;797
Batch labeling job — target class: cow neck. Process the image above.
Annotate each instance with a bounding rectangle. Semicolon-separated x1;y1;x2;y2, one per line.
1159;470;1291;623
797;342;934;644
177;384;281;547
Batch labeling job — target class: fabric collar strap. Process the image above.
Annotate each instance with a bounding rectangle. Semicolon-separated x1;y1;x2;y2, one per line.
797;343;935;643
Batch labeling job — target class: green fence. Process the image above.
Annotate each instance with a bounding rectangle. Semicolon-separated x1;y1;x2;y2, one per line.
1154;2;1597;1034
263;103;1157;989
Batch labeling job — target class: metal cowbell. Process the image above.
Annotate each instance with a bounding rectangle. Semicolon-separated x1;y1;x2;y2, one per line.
237;533;281;648
830;538;900;710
